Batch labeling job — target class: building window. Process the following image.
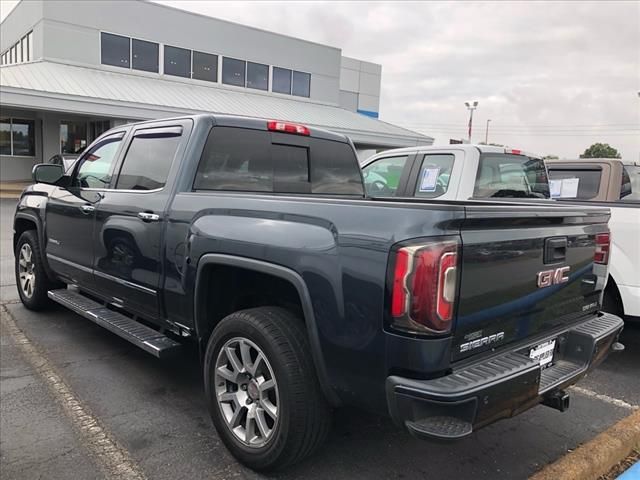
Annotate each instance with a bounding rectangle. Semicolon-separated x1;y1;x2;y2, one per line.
101;32;130;68
292;71;311;97
60;121;88;155
27;31;33;61
0;119;12;155
192;51;218;82
164;45;191;78
273;67;292;94
132;38;158;73
222;57;246;87
246;62;269;91
89;120;111;142
0;118;35;157
20;37;27;62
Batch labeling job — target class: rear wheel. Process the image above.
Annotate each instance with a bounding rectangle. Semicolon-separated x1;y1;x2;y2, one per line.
204;307;331;471
15;230;60;310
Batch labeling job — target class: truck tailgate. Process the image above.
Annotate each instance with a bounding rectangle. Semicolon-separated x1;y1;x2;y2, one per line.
453;203;610;362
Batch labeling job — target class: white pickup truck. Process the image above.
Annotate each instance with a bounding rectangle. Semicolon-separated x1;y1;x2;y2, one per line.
546;159;640;321
360;144;550;200
360;147;639;321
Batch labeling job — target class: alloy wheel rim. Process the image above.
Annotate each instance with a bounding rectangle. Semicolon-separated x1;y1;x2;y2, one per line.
214;337;279;448
18;243;36;298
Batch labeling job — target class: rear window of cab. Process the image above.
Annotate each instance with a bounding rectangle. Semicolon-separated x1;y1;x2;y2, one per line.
474;154;550;199
193;126;363;195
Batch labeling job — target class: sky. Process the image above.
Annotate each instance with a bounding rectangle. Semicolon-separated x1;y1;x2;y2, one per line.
1;0;638;159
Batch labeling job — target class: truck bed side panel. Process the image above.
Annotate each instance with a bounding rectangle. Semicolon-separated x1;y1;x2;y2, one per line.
164;192;464;411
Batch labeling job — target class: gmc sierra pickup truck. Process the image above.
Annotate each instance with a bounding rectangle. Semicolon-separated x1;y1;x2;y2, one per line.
546;158;640;321
14;115;624;471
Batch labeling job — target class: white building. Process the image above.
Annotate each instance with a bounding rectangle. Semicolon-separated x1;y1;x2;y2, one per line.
0;0;432;181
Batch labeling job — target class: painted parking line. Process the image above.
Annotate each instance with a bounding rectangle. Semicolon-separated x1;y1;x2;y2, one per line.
570;386;639;411
617;460;640;480
0;305;147;480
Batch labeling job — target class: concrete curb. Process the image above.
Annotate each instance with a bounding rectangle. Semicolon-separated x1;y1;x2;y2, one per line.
0;182;29;199
530;409;640;480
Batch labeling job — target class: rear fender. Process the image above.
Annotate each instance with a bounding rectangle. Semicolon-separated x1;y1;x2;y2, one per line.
194;253;341;406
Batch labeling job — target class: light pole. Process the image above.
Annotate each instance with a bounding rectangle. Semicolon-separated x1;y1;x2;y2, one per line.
485;119;491;145
465;101;479;143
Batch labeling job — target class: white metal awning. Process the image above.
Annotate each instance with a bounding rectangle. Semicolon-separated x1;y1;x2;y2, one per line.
0;61;432;149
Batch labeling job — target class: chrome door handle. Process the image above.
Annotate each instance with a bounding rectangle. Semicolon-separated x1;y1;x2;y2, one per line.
80;204;95;213
138;212;160;222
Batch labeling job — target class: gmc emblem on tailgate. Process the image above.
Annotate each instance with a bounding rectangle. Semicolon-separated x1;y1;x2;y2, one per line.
537;266;570;288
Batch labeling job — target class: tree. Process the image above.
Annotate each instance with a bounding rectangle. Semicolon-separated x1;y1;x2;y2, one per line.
543;155;559;160
580;143;621;159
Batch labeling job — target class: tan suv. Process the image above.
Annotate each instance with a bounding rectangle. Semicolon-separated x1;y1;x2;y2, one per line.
545;158;640;202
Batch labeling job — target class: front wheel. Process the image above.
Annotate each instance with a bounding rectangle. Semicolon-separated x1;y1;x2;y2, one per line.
15;230;59;310
204;307;331;471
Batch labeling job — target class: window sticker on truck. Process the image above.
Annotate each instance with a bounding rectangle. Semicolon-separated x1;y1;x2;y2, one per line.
550;177;580;198
549;179;562;198
419;167;440;192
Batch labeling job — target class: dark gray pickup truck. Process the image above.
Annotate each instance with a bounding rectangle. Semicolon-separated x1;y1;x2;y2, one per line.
14;114;624;471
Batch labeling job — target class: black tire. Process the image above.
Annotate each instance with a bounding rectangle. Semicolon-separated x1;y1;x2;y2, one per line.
603;281;623;318
204;307;331;471
14;230;60;311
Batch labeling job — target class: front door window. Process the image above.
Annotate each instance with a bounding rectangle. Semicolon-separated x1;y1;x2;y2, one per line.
74;135;123;189
362;156;409;196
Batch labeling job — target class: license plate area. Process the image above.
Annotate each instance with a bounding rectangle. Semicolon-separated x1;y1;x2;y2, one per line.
529;339;556;369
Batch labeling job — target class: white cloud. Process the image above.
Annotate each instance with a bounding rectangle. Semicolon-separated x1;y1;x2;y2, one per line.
2;0;638;158
151;0;640;159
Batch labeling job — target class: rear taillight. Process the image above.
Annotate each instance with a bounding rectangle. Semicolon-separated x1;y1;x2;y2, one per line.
594;232;610;265
267;120;310;136
389;239;459;335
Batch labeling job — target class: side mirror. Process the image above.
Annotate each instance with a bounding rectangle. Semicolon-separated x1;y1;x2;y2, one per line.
32;163;64;185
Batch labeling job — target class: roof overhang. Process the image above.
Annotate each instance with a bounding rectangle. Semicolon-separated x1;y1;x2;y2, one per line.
0;61;432;150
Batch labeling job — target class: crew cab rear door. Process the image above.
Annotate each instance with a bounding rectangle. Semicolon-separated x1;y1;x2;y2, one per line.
452;203;610;362
404;149;465;200
92;120;191;321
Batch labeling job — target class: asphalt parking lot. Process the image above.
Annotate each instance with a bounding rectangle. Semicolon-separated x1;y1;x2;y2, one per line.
1;197;638;480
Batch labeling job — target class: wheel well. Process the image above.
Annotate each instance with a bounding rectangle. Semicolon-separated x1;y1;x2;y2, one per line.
13;218;37;251
604;275;624;316
196;264;305;349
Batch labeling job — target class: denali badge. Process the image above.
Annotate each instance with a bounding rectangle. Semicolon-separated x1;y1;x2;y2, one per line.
537;266;570;288
460;332;505;353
